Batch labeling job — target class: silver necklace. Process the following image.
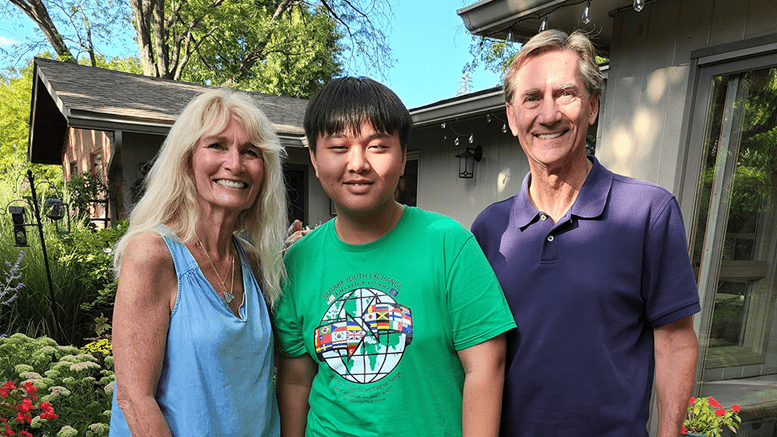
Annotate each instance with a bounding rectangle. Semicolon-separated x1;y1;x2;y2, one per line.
196;239;236;304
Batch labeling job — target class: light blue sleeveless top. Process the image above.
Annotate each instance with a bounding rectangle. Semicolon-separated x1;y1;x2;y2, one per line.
110;227;280;436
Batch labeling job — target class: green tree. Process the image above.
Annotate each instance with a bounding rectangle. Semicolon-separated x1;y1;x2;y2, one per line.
5;0;393;98
177;3;344;98
0;64;32;170
463;36;521;80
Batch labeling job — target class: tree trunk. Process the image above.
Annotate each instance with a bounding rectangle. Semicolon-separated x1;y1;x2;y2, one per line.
129;0;158;76
9;0;75;62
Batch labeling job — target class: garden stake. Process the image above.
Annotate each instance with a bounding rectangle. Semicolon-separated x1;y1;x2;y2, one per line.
26;170;61;342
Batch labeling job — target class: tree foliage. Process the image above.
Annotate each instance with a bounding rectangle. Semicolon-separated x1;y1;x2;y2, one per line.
174;2;344;97
5;0;393;98
0;64;32;170
463;36;521;80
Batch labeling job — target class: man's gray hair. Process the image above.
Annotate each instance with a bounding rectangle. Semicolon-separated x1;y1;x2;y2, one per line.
503;30;603;104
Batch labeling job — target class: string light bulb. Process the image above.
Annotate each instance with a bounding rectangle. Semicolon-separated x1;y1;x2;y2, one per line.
468;134;474;144
582;1;591;24
454;137;460;146
539;15;548;32
633;0;644;12
502;123;508;134
441;122;446;129
486;113;492;122
507;29;513;42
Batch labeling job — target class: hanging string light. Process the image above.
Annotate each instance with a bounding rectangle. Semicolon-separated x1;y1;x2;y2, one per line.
485;112;510;135
582;1;591;24
633;0;644;12
539;15;548;32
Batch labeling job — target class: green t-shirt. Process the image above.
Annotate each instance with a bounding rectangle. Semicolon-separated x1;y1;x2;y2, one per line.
274;207;515;436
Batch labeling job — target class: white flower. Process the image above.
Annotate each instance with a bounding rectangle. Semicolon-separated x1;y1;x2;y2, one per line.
57;425;79;437
70;361;100;372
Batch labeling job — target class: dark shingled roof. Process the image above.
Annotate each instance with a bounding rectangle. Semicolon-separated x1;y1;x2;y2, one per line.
29;57;308;164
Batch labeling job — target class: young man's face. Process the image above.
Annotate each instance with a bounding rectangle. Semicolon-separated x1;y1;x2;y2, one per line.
310;121;406;219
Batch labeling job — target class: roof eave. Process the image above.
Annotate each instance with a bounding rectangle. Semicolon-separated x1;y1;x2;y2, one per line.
457;0;638;55
410;87;505;127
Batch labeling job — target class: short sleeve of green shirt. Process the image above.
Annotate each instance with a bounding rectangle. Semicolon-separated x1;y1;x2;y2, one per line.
447;234;515;350
273;251;307;358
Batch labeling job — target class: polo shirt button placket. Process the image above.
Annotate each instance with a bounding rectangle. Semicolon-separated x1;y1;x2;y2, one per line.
541;232;558;262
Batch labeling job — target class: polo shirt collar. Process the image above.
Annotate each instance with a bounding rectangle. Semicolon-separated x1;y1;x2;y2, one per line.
510;156;613;229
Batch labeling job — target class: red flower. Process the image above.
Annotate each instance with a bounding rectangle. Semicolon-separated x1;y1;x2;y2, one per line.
709;398;722;409
15;398;32;414
21;383;35;395
682;426;687;434
689;397;696;405
732;404;741;412
2;422;15;436
40;410;58;420
18;432;32;437
715;408;726;417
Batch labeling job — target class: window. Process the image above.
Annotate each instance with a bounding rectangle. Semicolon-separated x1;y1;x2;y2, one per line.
395;151;419;207
686;53;777;395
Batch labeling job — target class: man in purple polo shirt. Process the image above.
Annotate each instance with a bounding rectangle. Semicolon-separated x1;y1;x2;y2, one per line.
471;30;701;437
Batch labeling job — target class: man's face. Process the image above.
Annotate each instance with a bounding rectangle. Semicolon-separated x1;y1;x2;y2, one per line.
310;121;405;219
505;49;598;171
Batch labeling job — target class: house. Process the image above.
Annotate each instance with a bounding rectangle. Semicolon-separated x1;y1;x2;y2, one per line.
27;57;333;227
447;0;777;434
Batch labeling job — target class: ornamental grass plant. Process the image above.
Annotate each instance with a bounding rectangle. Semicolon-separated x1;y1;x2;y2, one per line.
683;396;741;437
0;169;125;346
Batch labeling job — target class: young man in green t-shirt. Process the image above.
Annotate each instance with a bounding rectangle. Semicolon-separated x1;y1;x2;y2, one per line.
274;77;515;437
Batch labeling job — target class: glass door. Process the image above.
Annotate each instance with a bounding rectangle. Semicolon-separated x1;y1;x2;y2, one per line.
687;56;777;406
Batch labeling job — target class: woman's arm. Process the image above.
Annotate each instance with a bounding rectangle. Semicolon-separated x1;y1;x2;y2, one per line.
112;232;177;437
457;334;507;437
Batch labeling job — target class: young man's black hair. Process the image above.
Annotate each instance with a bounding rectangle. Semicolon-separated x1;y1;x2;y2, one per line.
303;77;413;152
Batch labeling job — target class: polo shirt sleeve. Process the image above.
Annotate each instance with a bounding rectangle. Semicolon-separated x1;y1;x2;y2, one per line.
644;197;701;328
272;256;308;358
447;234;516;350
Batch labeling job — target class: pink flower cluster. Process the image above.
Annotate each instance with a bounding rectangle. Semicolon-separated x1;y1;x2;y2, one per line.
0;381;58;436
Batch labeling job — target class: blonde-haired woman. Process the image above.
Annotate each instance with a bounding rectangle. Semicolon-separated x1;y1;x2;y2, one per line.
109;88;285;436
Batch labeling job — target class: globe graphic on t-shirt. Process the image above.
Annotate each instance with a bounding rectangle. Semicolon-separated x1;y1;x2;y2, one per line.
314;287;413;384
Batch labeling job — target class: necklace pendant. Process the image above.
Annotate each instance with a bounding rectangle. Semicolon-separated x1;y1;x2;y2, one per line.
224;291;235;304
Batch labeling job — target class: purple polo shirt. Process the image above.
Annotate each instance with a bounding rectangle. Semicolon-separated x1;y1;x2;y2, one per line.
472;157;700;437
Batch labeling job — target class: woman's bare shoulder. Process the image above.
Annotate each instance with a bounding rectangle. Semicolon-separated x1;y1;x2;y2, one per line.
119;231;177;287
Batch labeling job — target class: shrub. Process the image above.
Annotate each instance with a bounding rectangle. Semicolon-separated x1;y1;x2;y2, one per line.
0;334;113;436
0;210;125;346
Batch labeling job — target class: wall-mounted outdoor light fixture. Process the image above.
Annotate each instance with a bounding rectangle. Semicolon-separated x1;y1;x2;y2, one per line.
455;146;483;178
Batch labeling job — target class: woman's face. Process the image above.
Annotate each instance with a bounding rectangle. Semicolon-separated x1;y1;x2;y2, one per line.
190;117;264;217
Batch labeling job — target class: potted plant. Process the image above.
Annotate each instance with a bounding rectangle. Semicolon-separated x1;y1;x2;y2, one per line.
683;396;741;437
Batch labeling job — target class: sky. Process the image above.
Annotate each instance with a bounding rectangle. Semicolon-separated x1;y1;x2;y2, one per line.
0;0;502;109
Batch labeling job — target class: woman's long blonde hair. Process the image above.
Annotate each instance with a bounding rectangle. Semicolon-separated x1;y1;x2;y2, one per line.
113;88;287;305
